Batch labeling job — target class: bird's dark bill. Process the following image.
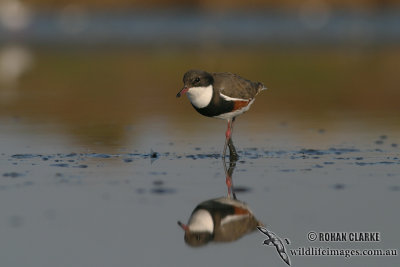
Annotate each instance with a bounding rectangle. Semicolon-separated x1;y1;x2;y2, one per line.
176;87;189;98
177;221;189;231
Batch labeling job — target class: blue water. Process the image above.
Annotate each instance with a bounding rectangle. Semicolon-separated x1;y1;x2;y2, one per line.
1;9;400;45
0;113;399;267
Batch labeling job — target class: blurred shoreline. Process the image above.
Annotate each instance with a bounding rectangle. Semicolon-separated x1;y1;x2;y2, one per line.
1;8;400;46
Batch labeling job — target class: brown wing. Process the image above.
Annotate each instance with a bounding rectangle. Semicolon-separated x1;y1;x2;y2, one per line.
213;213;262;242
212;72;265;100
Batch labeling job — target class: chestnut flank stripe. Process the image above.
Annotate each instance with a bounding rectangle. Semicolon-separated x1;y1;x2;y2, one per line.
233;100;250;111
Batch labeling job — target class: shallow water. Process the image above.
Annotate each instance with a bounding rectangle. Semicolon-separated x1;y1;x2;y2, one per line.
0;113;399;267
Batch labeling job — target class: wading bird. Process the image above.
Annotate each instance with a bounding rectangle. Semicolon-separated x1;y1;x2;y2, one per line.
176;69;266;161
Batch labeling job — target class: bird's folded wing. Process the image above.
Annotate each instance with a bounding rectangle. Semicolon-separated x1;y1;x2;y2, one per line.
212;72;263;100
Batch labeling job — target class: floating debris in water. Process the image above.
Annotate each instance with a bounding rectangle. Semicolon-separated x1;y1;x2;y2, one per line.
333;183;345;190
74;164;88;168
379;161;396;165
185;153;220;160
152;180;164;186
87;153;111;158
151;179;175;195
150;187;176;195
356;161;396;166
11;154;41;159
232;185;252;193
329;147;360;154
185;154;197;160
300;149;324;155
280;169;296;172
50;163;69;167
3;172;24;178
150;151;159;158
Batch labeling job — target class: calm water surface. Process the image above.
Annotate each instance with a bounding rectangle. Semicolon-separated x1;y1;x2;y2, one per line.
0;113;399;267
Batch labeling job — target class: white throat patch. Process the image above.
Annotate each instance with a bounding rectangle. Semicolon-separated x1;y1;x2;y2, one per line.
187;209;214;233
186;85;213;109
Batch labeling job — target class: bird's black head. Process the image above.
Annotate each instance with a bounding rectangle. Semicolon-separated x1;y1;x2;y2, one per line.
177;69;214;97
183;69;213;88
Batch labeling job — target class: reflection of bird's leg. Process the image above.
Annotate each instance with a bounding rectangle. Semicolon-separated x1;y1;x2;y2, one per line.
225;175;232;198
222;156;230;196
223;157;237;199
223;118;238;198
228;160;237;200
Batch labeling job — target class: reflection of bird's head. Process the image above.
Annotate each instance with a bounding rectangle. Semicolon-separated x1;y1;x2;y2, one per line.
178;220;214;247
184;231;213;247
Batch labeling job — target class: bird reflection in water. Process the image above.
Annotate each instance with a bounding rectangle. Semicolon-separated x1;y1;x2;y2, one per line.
178;151;291;265
177;159;262;247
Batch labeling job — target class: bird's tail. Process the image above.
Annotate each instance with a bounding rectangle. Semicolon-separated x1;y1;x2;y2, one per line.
257;82;267;93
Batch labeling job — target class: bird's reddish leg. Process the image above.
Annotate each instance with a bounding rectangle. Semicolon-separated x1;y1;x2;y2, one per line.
226;120;232;139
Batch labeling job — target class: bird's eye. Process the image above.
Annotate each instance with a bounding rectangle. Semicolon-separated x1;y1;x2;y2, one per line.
194;77;200;83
